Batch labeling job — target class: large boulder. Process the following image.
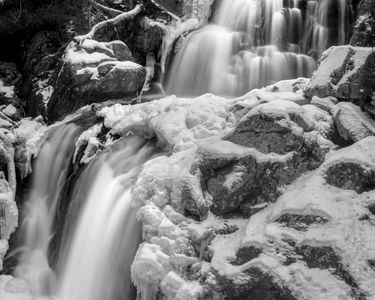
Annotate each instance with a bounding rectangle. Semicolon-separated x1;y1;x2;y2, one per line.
47;39;146;122
200;100;336;216
304;46;375;106
350;0;375;47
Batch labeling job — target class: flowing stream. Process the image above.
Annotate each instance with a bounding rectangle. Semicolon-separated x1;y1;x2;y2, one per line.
166;0;353;97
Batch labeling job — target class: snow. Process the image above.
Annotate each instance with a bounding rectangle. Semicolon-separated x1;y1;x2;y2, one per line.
64;42;115;66
122;89;375;299
0;80;15;99
0;276;33;300
99;94;236;151
333;102;375;142
36;86;54;106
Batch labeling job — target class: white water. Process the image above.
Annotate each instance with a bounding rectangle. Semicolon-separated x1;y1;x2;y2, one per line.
14;124;81;297
13;124;155;300
56;136;155;300
166;0;352;97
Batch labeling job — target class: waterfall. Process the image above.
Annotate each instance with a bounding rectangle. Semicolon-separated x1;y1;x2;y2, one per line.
12;120;156;300
165;0;353;97
14;123;82;297
56;136;156;300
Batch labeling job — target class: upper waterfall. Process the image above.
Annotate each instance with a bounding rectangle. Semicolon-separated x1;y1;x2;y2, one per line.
165;0;353;97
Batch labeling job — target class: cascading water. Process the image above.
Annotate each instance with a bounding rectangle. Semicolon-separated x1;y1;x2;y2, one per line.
165;0;353;97
14;123;82;297
12;121;156;300
56;136;156;300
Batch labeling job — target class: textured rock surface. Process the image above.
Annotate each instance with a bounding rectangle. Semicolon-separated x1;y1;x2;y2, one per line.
46;39;146;122
63;84;375;300
333;102;375;143
350;0;375;47
304;46;375;105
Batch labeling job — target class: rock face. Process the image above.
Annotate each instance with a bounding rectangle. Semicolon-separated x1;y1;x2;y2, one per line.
350;0;375;47
333;102;375;143
46;39;146;122
304;46;375;105
22;31;62;118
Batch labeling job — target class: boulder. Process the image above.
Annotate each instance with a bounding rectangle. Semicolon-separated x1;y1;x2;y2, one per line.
47;40;146;122
304;46;375;106
333;102;375;143
350;0;375;47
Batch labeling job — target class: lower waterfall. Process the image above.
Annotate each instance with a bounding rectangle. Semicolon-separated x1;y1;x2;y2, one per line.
12;123;157;300
14;123;82;297
56;136;156;300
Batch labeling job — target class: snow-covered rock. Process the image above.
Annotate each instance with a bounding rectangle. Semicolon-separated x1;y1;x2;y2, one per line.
304;46;375;105
333;102;375;143
46;40;146;121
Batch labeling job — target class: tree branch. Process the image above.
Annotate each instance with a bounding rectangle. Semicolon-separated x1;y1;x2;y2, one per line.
91;1;123;17
75;4;144;42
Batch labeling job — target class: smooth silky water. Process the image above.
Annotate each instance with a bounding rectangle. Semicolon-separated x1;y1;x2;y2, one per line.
12;122;157;300
165;0;353;97
56;136;157;300
14;124;82;297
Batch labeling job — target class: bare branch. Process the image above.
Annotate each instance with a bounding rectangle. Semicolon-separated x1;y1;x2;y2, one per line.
76;4;144;42
91;1;123;17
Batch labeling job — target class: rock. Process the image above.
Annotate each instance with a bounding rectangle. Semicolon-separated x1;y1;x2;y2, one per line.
134;17;165;62
333;102;375;143
214;267;296;300
350;0;375;47
275;214;328;231
304;46;375;105
47;40;146;121
325;161;375;193
294;246;365;298
0;80;18;106
310;96;338;114
198;139;330;216
22;31;62;117
1;105;19;121
0;62;22;88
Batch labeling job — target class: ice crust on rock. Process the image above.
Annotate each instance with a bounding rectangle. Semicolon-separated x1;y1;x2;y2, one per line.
57;80;375;299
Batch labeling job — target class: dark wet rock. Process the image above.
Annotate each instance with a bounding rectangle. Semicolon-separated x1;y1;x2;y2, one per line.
198;141;326;216
368;259;375;270
230;246;262;266
134;17;165;62
212;267;296;300
295;246;365;299
367;204;375;215
325;162;375;193
46;40;146;122
22;30;62;117
227;113;305;154
350;0;375;47
333;102;375;143
275;214;328;231
304;46;375;109
0;62;22;88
